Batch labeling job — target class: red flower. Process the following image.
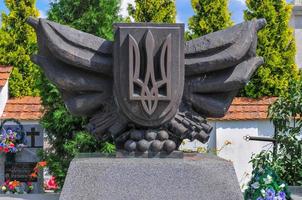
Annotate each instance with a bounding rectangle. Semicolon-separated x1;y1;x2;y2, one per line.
45;176;58;190
3;147;9;153
38;161;47;167
8;185;14;190
0;146;3;151
30;173;37;178
9;143;14;147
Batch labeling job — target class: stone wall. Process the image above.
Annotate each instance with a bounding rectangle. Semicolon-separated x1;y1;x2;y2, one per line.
291;3;302;68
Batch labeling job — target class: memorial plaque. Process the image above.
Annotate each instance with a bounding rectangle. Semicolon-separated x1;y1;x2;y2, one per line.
5;162;37;182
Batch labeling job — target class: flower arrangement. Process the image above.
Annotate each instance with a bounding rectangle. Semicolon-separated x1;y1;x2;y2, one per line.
0;129;24;153
29;161;59;192
44;176;59;191
244;167;291;200
30;161;47;179
0;119;26;154
0;180;33;194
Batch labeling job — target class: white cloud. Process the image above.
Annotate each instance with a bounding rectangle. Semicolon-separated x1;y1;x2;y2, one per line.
120;0;135;17
232;0;246;5
39;10;47;19
176;15;183;23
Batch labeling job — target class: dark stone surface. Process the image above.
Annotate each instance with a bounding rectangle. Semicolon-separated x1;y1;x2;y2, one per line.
115;151;184;158
60;154;243;200
28;17;266;151
183;19;266;118
114;23;184;127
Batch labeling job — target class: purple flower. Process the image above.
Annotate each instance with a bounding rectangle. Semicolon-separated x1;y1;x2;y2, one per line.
257;197;264;200
9;147;17;153
1;132;6;140
277;191;286;200
265;188;275;200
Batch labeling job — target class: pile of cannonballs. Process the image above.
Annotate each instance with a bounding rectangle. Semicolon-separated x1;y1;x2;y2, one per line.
124;130;177;153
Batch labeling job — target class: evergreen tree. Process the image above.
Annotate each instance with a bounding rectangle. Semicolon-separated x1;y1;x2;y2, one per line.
0;0;40;97
128;0;176;23
40;0;121;187
242;0;298;98
187;0;233;39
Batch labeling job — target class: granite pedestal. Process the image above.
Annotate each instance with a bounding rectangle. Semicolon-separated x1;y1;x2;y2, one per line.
60;154;243;200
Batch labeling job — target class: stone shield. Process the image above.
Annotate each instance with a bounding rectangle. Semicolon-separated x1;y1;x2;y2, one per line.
114;24;184;127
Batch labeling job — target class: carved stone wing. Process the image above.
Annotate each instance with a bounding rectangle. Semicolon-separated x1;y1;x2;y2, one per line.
27;17;117;134
184;19;266;118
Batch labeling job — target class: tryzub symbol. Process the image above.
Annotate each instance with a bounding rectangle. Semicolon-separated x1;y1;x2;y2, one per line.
129;31;172;115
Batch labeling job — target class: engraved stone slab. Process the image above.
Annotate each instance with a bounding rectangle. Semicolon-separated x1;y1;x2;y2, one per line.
5;162;37;182
0;124;44;194
60;154;243;200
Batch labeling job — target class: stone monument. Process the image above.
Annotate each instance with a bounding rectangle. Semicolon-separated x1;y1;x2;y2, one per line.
27;17;266;200
0;122;44;193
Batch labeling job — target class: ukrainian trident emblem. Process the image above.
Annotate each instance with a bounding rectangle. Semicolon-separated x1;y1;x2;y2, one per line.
129;31;172;115
114;24;184;127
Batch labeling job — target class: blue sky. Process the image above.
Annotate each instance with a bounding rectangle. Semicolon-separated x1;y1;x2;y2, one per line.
0;0;294;25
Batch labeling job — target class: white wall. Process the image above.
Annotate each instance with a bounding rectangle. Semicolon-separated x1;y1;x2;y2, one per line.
180;120;275;189
291;4;302;68
214;120;274;188
0;81;9;116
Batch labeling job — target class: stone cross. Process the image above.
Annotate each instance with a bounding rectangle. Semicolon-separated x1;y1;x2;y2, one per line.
26;127;40;147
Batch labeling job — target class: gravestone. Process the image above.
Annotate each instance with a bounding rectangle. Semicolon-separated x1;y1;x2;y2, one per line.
0;124;44;193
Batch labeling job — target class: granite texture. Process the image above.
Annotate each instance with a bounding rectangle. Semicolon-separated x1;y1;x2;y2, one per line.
60;154;243;200
289;186;302;200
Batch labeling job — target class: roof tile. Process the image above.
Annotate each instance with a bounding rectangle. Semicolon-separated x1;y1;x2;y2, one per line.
0;66;13;87
212;97;277;121
0;96;277;121
1;96;43;120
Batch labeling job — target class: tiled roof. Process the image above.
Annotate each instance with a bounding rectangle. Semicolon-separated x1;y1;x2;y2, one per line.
1;96;43;120
0;96;276;121
212;97;277;121
0;66;13;87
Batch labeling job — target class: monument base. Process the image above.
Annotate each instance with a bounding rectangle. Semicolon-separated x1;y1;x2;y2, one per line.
60;154;243;200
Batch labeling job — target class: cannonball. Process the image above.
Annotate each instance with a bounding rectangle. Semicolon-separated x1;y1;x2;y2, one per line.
130;130;144;141
157;130;169;141
124;140;137;152
150;140;164;152
145;131;157;141
137;139;150;152
163;140;176;153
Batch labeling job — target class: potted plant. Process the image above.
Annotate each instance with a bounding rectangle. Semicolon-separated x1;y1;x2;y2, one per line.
244;167;291;200
248;77;302;198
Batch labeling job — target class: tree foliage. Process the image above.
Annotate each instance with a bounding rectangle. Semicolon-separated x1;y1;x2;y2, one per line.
187;0;233;39
127;0;176;23
250;77;302;186
40;0;121;188
0;0;40;97
242;0;298;98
